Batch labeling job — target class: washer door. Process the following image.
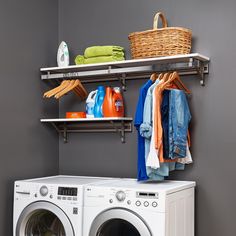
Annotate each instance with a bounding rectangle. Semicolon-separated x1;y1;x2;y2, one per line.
89;208;152;236
16;201;74;236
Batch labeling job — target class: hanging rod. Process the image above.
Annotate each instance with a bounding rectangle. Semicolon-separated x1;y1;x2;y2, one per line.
41;53;210;86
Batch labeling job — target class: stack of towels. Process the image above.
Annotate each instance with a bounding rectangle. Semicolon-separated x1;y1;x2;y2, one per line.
75;46;125;65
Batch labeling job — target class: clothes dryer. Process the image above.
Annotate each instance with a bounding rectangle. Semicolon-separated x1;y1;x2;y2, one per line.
13;175;116;236
83;179;195;236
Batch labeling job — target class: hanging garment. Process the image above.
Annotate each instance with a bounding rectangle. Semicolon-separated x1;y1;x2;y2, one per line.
146;85;161;169
161;90;170;159
134;79;153;181
168;89;191;159
140;79;164;180
141;84;184;180
153;82;176;163
140;79;159;164
178;144;192;164
161;89;193;164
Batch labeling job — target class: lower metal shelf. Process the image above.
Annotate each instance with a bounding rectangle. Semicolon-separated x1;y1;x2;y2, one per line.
41;117;133;143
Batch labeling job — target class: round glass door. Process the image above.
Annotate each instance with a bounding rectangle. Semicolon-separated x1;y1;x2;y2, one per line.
16;202;74;236
89;208;151;236
25;209;65;235
97;219;140;236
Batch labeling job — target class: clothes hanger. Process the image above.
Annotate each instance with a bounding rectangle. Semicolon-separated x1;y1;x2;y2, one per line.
44;80;70;98
150;73;158;82
76;80;88;98
73;86;86;100
55;80;78;99
44;79;88;100
157;73;164;81
171;71;191;94
163;71;191;94
161;72;172;82
55;79;88;100
63;79;87;100
72;86;84;98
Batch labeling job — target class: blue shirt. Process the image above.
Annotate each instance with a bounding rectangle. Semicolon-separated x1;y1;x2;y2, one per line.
134;79;153;181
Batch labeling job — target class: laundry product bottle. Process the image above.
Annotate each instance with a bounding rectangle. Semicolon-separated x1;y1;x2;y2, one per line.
113;87;124;117
86;90;97;118
103;87;125;117
93;86;105;118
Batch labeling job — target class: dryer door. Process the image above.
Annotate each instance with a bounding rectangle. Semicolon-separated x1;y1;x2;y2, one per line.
16;201;74;236
89;208;152;236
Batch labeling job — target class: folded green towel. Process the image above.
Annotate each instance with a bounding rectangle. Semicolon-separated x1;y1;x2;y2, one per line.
84;46;124;58
75;55;125;65
75;55;85;64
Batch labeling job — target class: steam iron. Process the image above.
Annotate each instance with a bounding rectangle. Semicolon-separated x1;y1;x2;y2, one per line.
57;41;69;67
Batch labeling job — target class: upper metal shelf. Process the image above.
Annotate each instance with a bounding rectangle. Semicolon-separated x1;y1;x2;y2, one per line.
41;53;210;88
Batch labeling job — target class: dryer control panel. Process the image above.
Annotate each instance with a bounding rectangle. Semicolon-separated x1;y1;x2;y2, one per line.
84;187;166;212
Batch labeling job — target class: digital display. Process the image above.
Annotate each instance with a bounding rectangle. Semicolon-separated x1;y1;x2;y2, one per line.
137;192;158;198
58;187;78;196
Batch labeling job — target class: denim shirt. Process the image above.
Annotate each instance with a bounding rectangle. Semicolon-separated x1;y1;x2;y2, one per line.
134;79;153;181
169;89;191;159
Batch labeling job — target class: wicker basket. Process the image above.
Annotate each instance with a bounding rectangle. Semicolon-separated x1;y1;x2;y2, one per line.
128;12;192;59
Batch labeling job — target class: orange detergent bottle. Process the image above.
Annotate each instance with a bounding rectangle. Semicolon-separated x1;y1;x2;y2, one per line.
103;87;124;117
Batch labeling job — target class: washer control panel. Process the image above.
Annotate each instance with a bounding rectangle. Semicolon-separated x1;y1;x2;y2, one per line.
35;185;78;202
15;182;79;204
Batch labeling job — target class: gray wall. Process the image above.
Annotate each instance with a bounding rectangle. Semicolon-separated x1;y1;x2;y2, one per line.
58;0;236;235
0;0;59;235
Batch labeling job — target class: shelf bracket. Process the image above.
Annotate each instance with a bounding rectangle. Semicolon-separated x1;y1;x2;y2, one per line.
196;60;209;86
110;120;126;143
120;120;125;143
119;73;127;91
63;122;68;143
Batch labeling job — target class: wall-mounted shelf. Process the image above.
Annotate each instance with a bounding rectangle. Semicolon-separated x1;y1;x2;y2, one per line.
41;53;210;88
40;117;133;143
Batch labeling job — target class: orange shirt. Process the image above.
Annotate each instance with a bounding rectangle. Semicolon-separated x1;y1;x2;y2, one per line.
153;82;181;163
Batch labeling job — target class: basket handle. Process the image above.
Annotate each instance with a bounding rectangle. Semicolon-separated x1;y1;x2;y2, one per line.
153;12;168;29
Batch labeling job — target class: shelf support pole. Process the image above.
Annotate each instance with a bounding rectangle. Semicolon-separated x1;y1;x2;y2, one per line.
119;73;127;91
110;120;126;143
120;120;125;143
197;61;206;86
63;122;68;143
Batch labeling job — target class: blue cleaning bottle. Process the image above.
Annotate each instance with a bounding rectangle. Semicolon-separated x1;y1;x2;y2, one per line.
93;86;105;118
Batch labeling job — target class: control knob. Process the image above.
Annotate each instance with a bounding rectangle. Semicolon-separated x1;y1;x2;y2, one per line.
40;186;48;197
116;191;126;202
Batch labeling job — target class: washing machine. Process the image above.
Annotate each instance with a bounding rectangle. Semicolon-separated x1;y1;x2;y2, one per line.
83;179;196;236
13;175;117;236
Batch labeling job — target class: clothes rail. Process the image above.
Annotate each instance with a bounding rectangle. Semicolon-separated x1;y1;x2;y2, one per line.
41;53;210;89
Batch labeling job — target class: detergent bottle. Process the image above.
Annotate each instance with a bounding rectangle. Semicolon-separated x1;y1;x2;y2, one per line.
113;87;124;117
103;87;124;117
93;86;105;118
86;90;97;118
